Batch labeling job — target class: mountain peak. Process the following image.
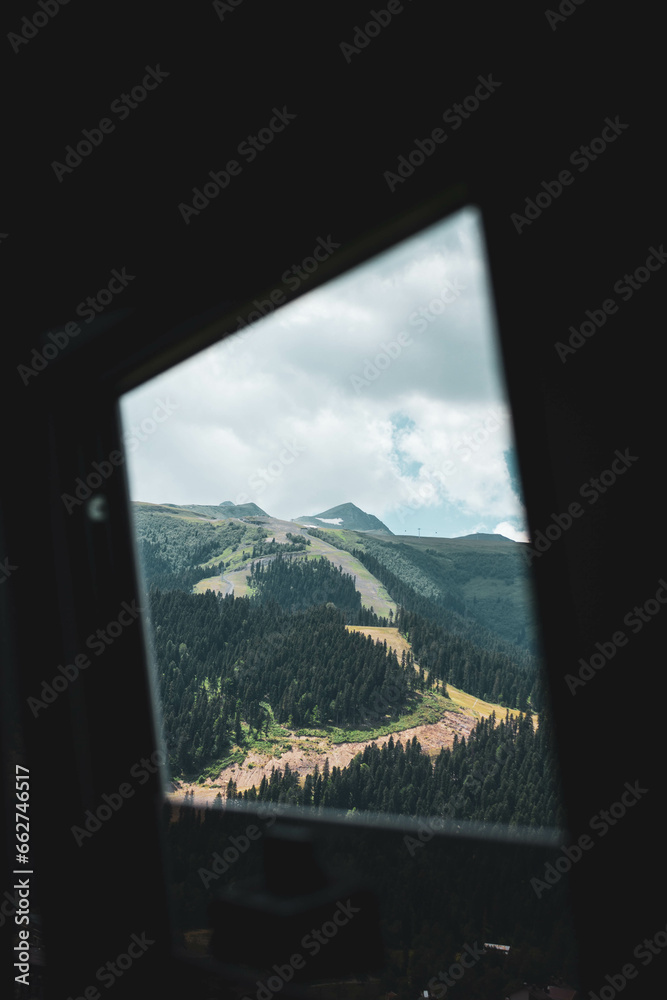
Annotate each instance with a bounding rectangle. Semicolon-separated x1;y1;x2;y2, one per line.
293;502;393;534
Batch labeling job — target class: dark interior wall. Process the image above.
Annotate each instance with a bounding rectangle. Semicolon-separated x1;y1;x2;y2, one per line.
2;3;665;997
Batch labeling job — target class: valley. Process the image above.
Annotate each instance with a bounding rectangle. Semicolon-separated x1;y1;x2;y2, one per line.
133;498;552;828
138;497;572;992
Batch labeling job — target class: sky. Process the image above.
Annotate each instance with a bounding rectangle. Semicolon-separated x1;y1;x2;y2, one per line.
119;206;529;541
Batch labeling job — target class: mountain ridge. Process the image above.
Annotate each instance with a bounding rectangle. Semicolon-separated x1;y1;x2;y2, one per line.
161;501;268;519
454;531;517;543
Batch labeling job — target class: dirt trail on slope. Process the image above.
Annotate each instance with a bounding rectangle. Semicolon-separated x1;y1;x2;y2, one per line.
168;710;475;806
192;517;397;616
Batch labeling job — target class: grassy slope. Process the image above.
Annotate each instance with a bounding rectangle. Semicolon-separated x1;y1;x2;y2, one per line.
133;502;265;595
346;625;538;725
189;627;537;787
135;508;539;782
199;516;399;615
307;527;539;650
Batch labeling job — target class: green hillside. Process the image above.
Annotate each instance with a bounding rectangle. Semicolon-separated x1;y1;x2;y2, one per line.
130;502;266;591
166;501;268;519
130;502;545;783
306;527;539;652
134;502;568;995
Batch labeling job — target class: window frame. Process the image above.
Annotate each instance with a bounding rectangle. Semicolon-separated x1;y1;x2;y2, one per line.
10;182;584;996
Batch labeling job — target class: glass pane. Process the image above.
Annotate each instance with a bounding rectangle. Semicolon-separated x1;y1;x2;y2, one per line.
119;205;564;837
118;205;578;994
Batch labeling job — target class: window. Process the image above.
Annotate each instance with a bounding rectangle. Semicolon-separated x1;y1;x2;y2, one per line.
116;199;578;995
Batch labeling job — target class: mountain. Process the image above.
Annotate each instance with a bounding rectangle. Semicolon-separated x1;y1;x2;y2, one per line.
295;528;539;652
163;501;268;519
132;497;545;779
293;502;393;534
455;531;517;543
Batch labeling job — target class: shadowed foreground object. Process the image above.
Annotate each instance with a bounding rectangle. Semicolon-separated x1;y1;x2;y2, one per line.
208;824;384;984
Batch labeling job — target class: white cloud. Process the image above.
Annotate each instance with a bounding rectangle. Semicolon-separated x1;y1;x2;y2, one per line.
120;206;528;539
494;521;530;543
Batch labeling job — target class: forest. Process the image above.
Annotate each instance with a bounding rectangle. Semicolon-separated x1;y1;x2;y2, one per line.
248;552;362;615
248;533;310;558
151;587;415;775
133;508;575;994
148;545;547;779
395;606;540;711
310;529;544;712
132;506;261;589
225;710;564;832
307;526;538;652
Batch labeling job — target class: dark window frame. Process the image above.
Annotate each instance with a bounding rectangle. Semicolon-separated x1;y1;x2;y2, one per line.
6;183;587;998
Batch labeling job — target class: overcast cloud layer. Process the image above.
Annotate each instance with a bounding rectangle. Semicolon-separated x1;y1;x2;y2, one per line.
120;207;529;541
